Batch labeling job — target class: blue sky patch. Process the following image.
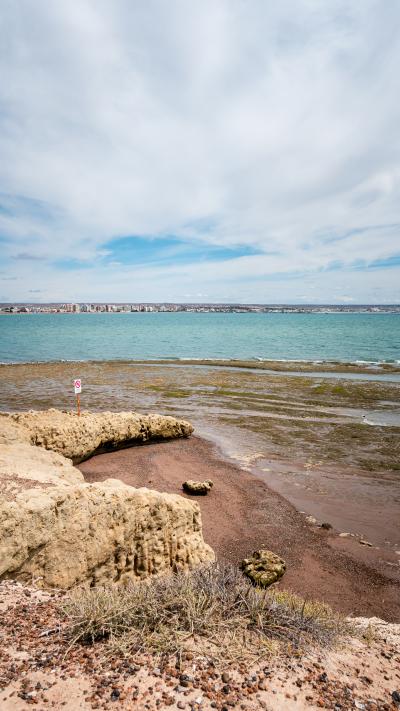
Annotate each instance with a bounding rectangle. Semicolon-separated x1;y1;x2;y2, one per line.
100;236;263;267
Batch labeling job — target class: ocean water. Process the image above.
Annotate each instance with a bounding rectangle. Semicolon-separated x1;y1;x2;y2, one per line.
0;312;399;364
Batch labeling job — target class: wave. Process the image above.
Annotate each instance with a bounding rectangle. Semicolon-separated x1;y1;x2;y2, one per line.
1;356;399;367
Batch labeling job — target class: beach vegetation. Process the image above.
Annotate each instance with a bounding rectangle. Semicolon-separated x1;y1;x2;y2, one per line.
62;563;348;662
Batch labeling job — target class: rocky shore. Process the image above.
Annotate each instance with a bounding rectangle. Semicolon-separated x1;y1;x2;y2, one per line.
1;405;399;709
0;410;213;588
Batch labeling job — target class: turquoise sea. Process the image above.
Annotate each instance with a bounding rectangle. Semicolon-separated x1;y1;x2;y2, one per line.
0;312;399;364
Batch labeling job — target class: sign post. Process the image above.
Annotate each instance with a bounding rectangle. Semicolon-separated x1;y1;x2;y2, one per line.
73;379;82;416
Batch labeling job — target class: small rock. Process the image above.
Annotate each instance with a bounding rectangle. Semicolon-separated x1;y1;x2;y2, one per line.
179;674;192;687
221;672;230;684
182;480;214;495
339;532;351;538
110;689;120;701
359;539;373;547
305;516;317;525
241;549;286;587
392;691;400;706
320;522;332;530
177;703;186;710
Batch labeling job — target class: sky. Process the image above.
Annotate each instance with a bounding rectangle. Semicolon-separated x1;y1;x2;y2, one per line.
0;0;399;304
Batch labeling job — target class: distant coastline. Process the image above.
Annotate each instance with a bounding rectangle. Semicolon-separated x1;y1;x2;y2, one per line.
1;302;400;314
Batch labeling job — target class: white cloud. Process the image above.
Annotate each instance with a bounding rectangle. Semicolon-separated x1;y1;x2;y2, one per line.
0;0;399;301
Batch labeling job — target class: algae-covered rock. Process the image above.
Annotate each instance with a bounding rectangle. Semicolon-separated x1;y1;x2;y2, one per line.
241;549;286;587
182;479;214;495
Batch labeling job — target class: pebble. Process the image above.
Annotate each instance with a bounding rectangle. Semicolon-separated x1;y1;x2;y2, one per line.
177;702;186;709
179;675;191;688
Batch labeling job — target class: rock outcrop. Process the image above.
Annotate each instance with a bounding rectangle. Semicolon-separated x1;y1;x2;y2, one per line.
5;409;194;463
0;410;214;588
182;479;214;495
241;549;286;587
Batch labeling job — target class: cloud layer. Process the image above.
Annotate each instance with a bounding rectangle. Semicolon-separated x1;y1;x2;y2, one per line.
0;0;399;302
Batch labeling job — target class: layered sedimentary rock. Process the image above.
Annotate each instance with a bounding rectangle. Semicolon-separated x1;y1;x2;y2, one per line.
0;410;214;588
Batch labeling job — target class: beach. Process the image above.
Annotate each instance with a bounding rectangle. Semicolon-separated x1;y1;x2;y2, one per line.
79;434;400;621
1;357;399;622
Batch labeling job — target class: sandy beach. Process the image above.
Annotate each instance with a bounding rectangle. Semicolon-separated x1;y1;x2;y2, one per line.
79;434;400;622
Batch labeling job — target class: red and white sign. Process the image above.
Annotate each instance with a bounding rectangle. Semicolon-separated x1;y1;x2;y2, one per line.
73;379;82;394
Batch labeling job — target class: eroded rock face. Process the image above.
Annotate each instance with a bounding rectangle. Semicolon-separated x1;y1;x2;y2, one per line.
0;410;214;588
241;549;286;587
6;409;193;463
182;479;214;495
1;480;213;588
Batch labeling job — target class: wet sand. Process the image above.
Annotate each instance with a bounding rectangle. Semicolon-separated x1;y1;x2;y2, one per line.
78;435;400;623
250;457;400;549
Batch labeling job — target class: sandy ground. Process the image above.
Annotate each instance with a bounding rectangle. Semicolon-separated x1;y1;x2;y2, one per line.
1;436;400;709
79;436;400;622
0;580;400;711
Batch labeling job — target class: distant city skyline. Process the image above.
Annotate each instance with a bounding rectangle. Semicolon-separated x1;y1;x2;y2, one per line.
1;2;400;303
2;302;399;314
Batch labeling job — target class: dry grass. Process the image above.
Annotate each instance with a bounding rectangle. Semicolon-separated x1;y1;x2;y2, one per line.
62;563;348;661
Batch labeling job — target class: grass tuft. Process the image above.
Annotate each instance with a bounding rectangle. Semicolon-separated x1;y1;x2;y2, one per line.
62;563;349;661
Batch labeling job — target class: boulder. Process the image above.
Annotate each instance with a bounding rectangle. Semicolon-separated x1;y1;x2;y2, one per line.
241;549;286;587
182;479;214;495
0;479;213;588
0;410;214;588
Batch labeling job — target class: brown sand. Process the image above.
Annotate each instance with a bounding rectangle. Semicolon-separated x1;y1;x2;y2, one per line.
78;436;400;623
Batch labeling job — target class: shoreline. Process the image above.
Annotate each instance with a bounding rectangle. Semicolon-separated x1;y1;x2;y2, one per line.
1;357;400;376
79;435;400;622
2;359;399;612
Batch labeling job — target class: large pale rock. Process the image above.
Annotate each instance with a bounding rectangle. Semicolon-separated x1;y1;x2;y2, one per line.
6;409;193;462
1;479;213;588
0;410;213;588
0;443;82;501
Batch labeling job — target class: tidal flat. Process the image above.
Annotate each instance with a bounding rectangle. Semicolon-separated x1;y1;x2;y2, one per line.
1;359;399;554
